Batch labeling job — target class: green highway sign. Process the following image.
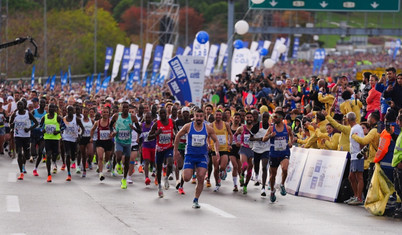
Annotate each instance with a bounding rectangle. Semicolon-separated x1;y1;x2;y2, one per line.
249;0;400;12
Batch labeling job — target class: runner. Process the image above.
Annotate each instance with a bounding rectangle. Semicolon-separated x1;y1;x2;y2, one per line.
0;98;7;155
79;107;94;177
234;112;255;194
110;102;140;189
229;113;242;192
209;110;232;192
250;112;270;197
140;112;156;186
31;98;46;176
262;110;294;202
62;105;85;181
90;106;113;181
149;107;176;197
10;101;38;180
40;103;63;182
174;108;220;208
128;105;139;184
175;106;192;194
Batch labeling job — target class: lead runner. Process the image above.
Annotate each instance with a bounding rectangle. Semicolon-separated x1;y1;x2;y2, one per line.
174;108;220;209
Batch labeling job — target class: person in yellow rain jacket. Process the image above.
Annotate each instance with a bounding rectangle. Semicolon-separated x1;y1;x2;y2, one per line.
303;112;328;149
318;91;335;116
297;118;317;148
316;123;341;150
340;90;363;124
325;112;350;152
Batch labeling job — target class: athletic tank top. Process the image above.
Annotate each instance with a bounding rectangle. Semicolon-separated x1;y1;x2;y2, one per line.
212;122;229;152
62;115;79;142
115;113;132;145
131;129;139;147
33;109;46;127
82;118;93;137
270;124;290;158
97;119;111;140
186;122;208;155
252;122;270;154
156;119;174;152
176;119;188;150
44;113;61;140
240;125;252;148
141;122;156;149
231;125;241;146
14;110;31;138
0;110;6;127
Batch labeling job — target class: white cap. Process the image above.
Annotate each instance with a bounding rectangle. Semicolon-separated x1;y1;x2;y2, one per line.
0;98;3;103
106;97;114;102
27;100;33;106
181;107;190;113
7;96;14;101
175;100;181;105
76;99;83;104
276;81;283;86
154;99;160;105
118;98;124;103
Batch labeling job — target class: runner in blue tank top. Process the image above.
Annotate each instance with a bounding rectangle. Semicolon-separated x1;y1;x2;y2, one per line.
174;109;220;209
263;109;294;203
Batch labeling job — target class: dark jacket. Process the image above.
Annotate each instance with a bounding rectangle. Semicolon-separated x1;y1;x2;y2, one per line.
384;83;402;111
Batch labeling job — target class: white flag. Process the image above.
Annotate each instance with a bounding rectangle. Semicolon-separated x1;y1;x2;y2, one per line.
217;43;227;69
231;48;251;83
111;44;124;82
142;43;153;79
127;44;139;72
205;44;219;77
160;44;174;79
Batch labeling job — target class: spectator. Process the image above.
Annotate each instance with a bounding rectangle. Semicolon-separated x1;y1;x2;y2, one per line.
365;74;381;119
384;73;402;112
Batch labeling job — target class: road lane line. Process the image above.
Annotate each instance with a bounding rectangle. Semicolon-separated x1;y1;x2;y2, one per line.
11;158;17;165
8;173;17;182
6;195;20;212
199;203;236;218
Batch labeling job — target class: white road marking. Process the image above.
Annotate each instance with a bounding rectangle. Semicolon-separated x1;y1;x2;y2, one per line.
199;203;236;218
11;233;26;235
8;173;17;182
6;195;20;212
11;158;17;165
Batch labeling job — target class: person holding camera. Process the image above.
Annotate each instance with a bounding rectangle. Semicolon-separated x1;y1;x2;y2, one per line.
376;67;397;121
384;73;402;113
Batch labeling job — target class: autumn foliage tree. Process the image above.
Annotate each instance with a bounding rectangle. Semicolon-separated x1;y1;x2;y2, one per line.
85;0;113;13
178;7;204;39
120;6;147;35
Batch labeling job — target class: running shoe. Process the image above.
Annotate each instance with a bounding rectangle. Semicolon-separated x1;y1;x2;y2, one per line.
261;188;267;197
17;173;24;180
82;171;86;178
138;165;144;173
168;173;174;180
110;170;116;177
61;164;66;171
214;183;221;192
66;175;72;181
178;187;185;195
222;170;227;180
116;163;123;175
267;182;271;191
121;178;127;189
192;201;200;209
47;175;52;182
105;162;111;172
348;198;364;206
151;172;156;177
239;175;244;187
88;163;93;170
71;162;76;169
22;165;27;174
206;180;211;187
191;176;196;184
76;166;81;174
164;178;170;190
29;156;34;163
226;165;232;173
270;190;277;203
96;167;99;173
219;171;224;181
33;169;39;177
145;177;151;185
52;166;57;174
154;177;158;185
99;173;105;181
127;176;133;184
280;184;287;196
92;155;97;164
42;156;46;163
233;185;238;192
343;196;356;204
242;186;247;195
158;188;164;198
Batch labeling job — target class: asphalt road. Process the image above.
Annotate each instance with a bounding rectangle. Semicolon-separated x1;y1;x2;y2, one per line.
1;154;401;235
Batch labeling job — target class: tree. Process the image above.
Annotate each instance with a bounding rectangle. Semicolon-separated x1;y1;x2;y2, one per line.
86;0;113;13
119;6;146;35
178;7;204;37
112;0;133;22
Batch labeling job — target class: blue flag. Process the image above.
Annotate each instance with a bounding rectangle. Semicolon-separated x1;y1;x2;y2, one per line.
101;76;111;91
104;47;113;78
292;37;300;59
50;75;56;91
126;72;135;91
31;65;35;88
151;45;164;86
85;76;90;93
95;74;101;93
176;47;184;56
121;47;130;81
68;66;72;90
44;76;51;89
393;39;401;60
133;48;143;84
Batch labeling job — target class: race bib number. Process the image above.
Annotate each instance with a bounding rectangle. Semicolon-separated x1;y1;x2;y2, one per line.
142;131;150;141
65;126;75;135
46;124;56;134
84;129;91;136
244;134;250;145
217;135;227;146
118;130;130;140
99;130;110;140
274;137;287;151
159;133;171;144
191;134;205;147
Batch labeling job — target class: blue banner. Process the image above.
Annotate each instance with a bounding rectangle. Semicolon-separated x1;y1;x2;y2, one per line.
44;76;50;89
151;45;164;86
50;75;56;91
142;72;148;87
104;47;113;78
292;37;300;59
312;48;325;75
126;72;135;91
393;39;401;60
101;76;111;91
133;48;143;84
68;66;72;90
167;77;185;105
95;73;101;93
120;47;130;81
243;41;249;48
86;76;90;93
31;65;35;88
176;47;184;56
257;40;264;50
60;70;66;88
168;56;192;102
222;50;228;73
